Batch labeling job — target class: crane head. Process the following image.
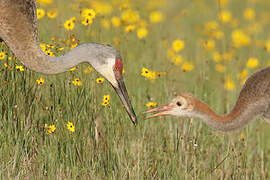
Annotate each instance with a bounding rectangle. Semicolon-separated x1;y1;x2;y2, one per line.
94;54;137;125
143;93;195;119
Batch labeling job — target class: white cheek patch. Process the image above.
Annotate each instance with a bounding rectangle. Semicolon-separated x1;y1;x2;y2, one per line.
94;58;118;87
171;109;192;117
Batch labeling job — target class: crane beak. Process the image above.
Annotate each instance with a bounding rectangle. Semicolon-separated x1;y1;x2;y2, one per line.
113;77;137;125
143;104;173;119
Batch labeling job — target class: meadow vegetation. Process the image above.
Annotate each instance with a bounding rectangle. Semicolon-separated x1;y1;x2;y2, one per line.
1;0;270;178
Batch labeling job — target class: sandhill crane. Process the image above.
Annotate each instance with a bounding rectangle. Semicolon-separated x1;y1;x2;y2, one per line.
144;67;270;131
0;0;137;125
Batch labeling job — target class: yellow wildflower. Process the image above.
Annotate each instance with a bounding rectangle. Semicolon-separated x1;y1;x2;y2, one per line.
64;19;75;31
81;17;93;26
103;95;110;101
37;8;45;20
96;77;104;84
147;75;157;81
137;27;148;39
171;55;183;65
265;39;270;52
181;62;194;72
172;40;185;52
102;100;109;106
232;29;250;48
246;57;259;69
102;94;110;106
141;67;151;78
66;122;75;133
219;10;231;24
215;64;226;73
47;125;56;134
46;44;54;49
111;17;121;27
203;39;215;51
56;47;64;52
36;77;45;86
154;72;167;77
81;8;96;19
71;43;78;49
70;17;76;22
72;35;77;43
72;78;82;86
47;9;57;19
40;43;46;52
125;25;136;33
146;101;157;108
212;51;221;62
16;65;24;72
45;49;54;56
241;78;247;86
91;1;112;15
84;66;93;74
0;52;5;60
244;8;255;20
149;11;163;23
224;76;235;91
37;0;53;5
69;66;77;71
205;21;218;31
121;9;140;24
237;69;248;79
142;68;157;81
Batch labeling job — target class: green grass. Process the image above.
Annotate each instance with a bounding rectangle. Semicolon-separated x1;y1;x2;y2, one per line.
1;0;270;179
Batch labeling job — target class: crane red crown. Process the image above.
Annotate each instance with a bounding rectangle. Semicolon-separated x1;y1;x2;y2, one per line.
113;58;123;78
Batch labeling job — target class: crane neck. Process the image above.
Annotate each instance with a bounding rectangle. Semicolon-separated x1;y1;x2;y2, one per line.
4;38;116;74
0;0;117;75
192;97;267;131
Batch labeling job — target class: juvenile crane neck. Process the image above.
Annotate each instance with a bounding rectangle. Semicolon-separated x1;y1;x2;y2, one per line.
192;98;267;131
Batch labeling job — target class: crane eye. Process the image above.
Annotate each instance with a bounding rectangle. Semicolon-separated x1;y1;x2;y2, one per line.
176;101;182;107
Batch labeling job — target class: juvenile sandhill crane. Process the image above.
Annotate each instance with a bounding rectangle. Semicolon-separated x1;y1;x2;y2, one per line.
0;0;137;125
144;67;270;131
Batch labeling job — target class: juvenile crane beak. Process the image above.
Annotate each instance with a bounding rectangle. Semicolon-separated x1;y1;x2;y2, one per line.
143;104;173;119
113;77;137;125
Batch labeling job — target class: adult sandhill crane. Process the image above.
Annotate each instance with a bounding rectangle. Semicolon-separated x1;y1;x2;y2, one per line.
144;67;270;131
0;0;137;125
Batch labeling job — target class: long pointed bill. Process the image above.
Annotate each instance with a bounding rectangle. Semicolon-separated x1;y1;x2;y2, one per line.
114;78;137;125
143;104;173;119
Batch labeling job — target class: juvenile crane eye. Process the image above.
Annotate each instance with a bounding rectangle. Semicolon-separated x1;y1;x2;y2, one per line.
176;101;182;106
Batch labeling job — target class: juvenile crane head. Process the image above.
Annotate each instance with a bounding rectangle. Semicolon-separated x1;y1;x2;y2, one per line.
144;93;196;119
92;48;137;125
